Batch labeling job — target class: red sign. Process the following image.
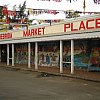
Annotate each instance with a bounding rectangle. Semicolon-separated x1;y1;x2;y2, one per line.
8;10;16;16
0;33;12;40
37;0;62;2
2;6;8;15
64;18;100;32
23;27;45;37
48;10;58;14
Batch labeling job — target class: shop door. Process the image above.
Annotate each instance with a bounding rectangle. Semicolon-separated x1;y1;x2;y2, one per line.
1;44;7;62
9;44;12;63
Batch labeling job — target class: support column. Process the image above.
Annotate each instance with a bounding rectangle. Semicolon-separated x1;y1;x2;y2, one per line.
71;40;74;74
12;44;14;66
7;44;9;66
35;42;38;70
28;43;31;68
60;40;63;73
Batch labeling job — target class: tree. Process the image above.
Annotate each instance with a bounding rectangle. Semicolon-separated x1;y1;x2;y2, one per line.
19;1;26;18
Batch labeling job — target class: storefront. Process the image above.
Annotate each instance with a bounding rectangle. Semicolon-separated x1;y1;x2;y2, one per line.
0;14;100;74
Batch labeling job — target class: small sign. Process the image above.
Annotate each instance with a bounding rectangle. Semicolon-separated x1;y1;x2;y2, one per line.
0;24;7;32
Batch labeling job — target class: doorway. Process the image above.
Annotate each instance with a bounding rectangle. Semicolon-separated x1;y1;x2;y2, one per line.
1;44;7;62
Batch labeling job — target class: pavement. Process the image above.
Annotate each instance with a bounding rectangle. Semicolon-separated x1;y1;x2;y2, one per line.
0;67;100;100
0;64;100;82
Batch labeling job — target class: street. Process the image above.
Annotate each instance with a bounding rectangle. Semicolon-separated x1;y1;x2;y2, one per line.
0;67;100;100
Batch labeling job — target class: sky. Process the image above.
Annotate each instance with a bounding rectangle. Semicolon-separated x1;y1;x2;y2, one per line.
0;0;100;12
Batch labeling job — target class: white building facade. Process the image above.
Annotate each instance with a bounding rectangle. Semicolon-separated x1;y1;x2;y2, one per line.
0;14;100;74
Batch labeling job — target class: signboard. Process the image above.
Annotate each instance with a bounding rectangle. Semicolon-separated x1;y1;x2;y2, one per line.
0;15;100;41
23;27;45;37
0;33;12;39
64;18;100;32
0;24;7;32
8;10;16;16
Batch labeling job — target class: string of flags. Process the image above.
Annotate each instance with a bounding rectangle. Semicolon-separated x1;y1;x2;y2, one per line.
37;0;100;4
28;8;100;15
37;0;62;2
66;11;100;14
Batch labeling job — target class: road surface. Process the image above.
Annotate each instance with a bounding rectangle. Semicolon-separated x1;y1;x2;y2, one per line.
0;67;100;100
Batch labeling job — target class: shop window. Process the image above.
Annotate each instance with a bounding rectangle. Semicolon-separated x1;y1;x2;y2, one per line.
15;44;28;64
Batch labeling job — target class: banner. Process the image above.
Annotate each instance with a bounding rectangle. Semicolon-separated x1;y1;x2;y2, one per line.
37;0;62;2
8;10;16;16
2;6;8;15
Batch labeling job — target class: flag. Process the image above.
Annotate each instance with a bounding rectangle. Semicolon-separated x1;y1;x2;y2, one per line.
37;0;62;2
2;6;8;15
52;0;62;2
94;0;100;4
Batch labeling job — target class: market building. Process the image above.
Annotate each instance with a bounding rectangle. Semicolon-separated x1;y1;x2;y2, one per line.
0;14;100;76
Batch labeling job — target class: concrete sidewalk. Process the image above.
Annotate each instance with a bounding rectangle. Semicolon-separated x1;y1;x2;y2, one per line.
0;63;100;82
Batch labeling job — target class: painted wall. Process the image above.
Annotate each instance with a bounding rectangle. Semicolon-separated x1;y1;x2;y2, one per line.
15;44;28;64
14;43;35;65
63;40;100;69
38;42;60;67
14;40;100;69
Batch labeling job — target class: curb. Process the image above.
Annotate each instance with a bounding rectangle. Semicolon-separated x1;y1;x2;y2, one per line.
0;66;100;83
